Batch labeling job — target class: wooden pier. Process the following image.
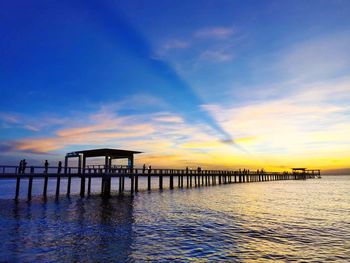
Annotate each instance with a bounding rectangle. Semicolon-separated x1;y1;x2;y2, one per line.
0;148;321;200
0;165;321;200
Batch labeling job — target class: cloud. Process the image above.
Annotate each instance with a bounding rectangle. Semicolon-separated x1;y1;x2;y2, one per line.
201;77;350;169
0;113;20;124
0;142;13;152
274;31;350;82
163;39;190;50
3;77;350;170
156;25;238;64
152;113;184;123
195;26;234;39
199;49;234;62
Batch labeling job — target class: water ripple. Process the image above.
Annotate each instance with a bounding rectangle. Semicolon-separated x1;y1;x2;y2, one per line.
0;176;349;262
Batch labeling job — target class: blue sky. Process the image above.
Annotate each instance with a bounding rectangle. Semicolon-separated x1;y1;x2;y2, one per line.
1;0;350;170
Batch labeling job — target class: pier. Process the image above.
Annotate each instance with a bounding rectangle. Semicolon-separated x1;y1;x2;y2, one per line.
0;148;321;200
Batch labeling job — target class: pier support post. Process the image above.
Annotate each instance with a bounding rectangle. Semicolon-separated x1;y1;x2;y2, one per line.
15;174;21;200
181;172;184;188
159;170;163;190
28;166;34;201
43;169;48;199
130;171;134;195
119;175;123;194
80;155;86;197
122;175;125;192
190;172;193;187
67;168;71;196
135;169;138;193
56;165;61;198
170;171;174;189
101;156;111;197
147;170;151;191
87;169;92;196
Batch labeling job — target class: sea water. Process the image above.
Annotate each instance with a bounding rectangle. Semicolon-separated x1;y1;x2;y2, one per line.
0;176;349;262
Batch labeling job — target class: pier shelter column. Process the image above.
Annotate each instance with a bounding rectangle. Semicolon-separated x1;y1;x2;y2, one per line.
101;156;111;197
64;156;68;174
80;154;86;197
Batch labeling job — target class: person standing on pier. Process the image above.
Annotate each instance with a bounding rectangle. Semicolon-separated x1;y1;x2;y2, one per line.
197;166;201;174
44;160;49;174
57;161;62;174
22;159;27;174
148;165;152;174
186;166;189;174
18;160;23;174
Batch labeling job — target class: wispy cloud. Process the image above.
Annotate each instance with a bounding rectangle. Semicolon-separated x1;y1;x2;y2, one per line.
195;26;234;39
202;77;350;169
0;112;66;133
199;49;234;62
156;25;238;64
0;113;20;124
280;32;350;81
163;39;190;50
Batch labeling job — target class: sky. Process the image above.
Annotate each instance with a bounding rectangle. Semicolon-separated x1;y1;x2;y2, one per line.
1;0;350;171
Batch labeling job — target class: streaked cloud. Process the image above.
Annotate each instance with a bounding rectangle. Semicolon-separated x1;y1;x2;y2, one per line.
162;39;190;50
279;31;350;81
199;49;234;62
156;25;238;64
201;77;350;169
195;26;234;39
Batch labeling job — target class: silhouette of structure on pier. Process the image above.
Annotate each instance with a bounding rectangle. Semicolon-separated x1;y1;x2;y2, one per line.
292;168;321;179
0;148;321;200
65;149;142;197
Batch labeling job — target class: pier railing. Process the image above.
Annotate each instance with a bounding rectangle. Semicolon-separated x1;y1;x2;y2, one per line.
0;165;320;200
0;165;292;176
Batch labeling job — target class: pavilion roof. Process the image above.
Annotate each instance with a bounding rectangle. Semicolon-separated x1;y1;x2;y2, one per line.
66;148;142;158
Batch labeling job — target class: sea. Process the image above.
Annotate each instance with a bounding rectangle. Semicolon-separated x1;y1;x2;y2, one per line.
0;175;349;262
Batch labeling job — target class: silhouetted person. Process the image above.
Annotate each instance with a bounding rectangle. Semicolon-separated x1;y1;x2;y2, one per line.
44;160;49;174
143;164;146;174
18;160;23;174
186;166;189;174
197;166;201;174
58;161;62;174
22;159;27;174
148;165;152;174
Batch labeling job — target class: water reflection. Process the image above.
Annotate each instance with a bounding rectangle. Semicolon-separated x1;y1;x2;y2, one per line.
0;195;135;262
0;176;349;262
